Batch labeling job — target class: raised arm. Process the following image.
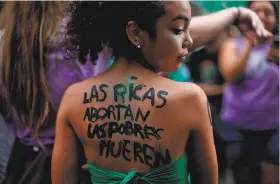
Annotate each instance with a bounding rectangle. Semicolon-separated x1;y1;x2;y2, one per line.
51;89;80;184
186;85;218;184
189;7;270;49
218;38;253;82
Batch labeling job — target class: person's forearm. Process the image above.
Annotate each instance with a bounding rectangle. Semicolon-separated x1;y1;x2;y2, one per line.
190;8;238;49
226;42;252;82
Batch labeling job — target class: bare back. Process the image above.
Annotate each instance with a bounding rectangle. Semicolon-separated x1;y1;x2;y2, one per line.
66;60;201;174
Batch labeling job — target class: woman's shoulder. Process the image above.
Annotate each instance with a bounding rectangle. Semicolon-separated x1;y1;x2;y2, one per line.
158;80;208;129
156;79;207;113
179;82;207;106
164;79;206;99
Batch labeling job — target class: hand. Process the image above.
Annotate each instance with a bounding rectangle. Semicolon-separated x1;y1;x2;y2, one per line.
239;22;273;46
236;7;272;39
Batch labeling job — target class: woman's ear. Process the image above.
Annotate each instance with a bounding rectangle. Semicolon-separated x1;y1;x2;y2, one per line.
126;21;142;48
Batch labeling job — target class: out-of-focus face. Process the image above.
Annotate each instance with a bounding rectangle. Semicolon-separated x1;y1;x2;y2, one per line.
249;1;277;33
140;1;193;72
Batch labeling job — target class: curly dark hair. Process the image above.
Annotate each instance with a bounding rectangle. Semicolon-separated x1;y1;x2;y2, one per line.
68;1;166;64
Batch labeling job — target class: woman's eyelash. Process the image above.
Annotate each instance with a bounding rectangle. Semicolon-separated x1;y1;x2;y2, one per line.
173;28;184;35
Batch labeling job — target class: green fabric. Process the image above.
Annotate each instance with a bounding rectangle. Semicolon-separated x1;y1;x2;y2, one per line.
194;1;247;13
169;64;191;82
108;59;114;68
87;154;189;184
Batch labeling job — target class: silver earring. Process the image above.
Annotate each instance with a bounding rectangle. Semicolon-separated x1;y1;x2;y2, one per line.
136;43;141;48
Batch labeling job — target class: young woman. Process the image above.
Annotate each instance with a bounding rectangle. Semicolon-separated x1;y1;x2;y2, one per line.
0;2;111;183
219;1;278;184
52;1;272;184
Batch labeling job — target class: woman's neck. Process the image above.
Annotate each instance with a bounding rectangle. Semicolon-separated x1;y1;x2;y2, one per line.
111;58;159;74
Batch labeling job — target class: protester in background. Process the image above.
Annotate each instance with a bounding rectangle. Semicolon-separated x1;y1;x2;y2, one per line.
218;1;279;184
0;2;111;183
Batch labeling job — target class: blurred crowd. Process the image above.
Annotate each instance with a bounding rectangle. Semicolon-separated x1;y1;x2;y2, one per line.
0;1;279;184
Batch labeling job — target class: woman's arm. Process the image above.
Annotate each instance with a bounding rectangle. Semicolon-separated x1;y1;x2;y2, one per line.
186;85;218;184
51;89;80;184
218;38;252;82
189;7;270;50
